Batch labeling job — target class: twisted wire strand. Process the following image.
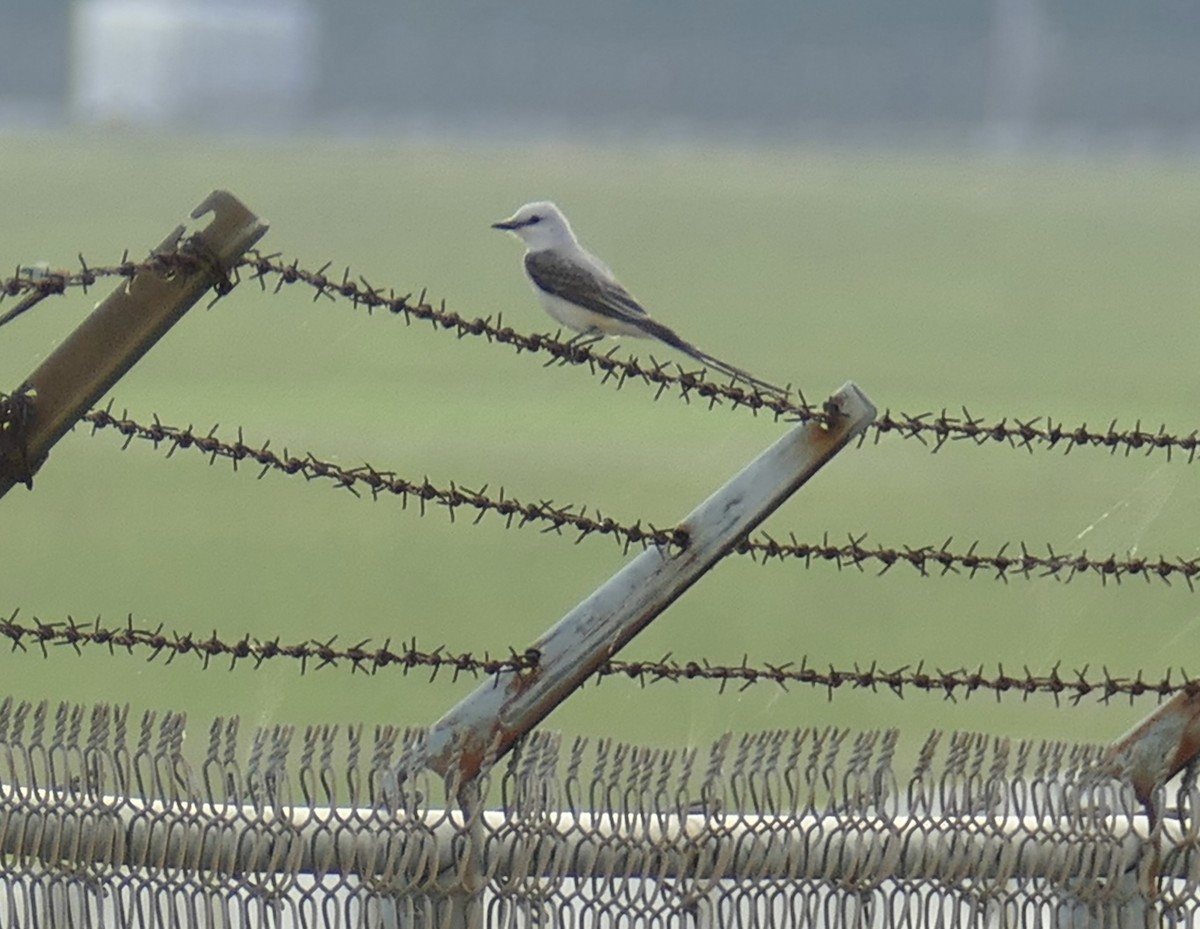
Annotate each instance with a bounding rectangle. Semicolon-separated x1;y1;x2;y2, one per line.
0;610;1193;703
79;407;1200;590
3;256;1200;459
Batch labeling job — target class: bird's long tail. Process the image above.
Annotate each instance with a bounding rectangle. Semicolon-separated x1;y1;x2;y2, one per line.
637;317;788;396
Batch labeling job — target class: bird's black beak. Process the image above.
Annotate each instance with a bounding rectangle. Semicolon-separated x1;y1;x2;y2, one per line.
491;219;518;231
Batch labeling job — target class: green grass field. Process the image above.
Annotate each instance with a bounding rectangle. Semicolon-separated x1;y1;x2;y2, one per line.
2;131;1199;767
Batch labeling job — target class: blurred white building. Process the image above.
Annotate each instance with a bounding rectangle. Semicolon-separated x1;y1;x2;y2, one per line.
71;0;316;128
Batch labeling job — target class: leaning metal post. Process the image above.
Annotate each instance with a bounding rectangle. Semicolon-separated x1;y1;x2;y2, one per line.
395;381;873;928
0;191;268;500
413;381;876;787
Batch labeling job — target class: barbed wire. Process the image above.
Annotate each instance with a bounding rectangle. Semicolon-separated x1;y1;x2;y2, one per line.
0;254;803;417
6;259;1196;716
743;533;1200;590
4;255;1200;461
80;407;689;553
870;409;1200;462
0;609;1193;704
80;408;1200;590
0;609;532;679
0;252;208;328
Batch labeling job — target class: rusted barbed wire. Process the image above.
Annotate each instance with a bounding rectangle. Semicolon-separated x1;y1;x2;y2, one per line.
0;255;801;417
0;252;218;329
80;407;689;553
0;609;533;679
871;409;1200;462
0;610;1194;704
736;534;1200;589
238;253;803;416
81;408;1200;590
6;255;1200;460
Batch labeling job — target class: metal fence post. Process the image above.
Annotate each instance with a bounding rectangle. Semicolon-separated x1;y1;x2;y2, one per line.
0;190;268;499
398;381;873;922
414;382;875;785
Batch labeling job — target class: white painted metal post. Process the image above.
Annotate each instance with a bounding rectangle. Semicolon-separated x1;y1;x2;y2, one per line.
398;381;874;927
413;381;876;784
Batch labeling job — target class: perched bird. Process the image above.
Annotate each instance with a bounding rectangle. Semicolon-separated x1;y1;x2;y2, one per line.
492;201;785;395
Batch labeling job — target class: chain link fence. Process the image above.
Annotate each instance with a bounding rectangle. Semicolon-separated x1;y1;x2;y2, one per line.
0;699;1193;928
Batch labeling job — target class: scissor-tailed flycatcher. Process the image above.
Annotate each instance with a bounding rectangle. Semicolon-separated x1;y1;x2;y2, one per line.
492;201;786;395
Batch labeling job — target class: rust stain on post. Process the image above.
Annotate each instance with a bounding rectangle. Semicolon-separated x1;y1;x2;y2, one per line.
1098;689;1200;899
1100;689;1200;814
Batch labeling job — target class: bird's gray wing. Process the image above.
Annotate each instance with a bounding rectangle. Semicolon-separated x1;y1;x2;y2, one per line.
525;250;649;324
527;249;788;395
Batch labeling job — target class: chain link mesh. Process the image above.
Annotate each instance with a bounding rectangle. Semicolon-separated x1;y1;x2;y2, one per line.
0;698;1197;927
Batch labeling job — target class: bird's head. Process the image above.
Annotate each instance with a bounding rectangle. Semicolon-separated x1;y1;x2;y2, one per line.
491;201;576;250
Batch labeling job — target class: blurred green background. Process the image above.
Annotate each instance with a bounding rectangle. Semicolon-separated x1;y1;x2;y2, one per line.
2;132;1199;768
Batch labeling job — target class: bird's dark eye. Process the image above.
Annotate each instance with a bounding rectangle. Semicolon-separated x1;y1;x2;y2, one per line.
528;215;541;224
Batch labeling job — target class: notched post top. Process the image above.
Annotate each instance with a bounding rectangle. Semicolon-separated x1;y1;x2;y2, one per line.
0;191;268;501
